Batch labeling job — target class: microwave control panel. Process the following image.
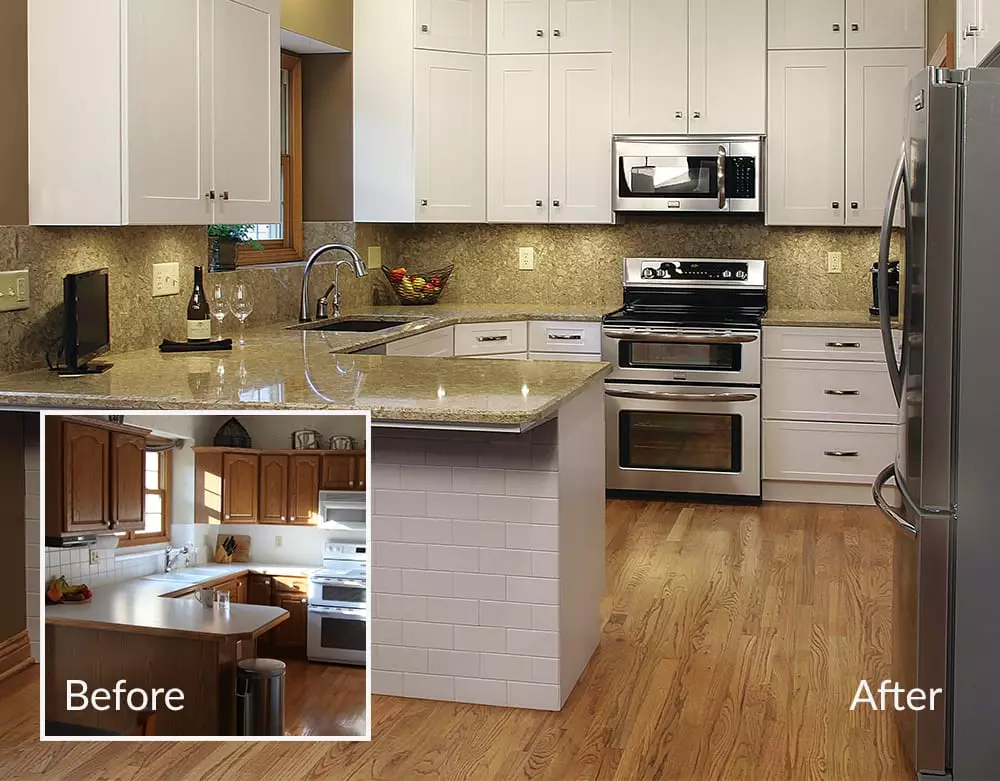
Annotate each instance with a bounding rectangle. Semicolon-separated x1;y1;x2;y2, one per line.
727;158;757;199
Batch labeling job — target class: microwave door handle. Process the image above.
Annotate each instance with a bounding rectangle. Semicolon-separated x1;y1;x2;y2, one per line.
879;144;907;404
717;145;727;209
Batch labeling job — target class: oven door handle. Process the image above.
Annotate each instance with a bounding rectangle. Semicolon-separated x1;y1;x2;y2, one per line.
603;329;758;345
606;388;758;403
311;578;365;587
308;606;366;618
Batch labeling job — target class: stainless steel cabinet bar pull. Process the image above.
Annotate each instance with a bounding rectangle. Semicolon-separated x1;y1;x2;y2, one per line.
824;450;859;457
477;335;508;342
606;389;757;403
604;329;757;345
824;389;860;396
825;341;860;348
548;333;582;340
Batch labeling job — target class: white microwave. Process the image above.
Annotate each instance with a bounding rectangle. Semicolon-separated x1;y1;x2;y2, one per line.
613;135;764;214
317;491;366;533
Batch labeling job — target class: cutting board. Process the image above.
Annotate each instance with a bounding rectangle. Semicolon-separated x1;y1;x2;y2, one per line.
215;534;251;563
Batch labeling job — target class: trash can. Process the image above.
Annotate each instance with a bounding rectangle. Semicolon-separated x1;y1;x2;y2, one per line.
236;658;286;736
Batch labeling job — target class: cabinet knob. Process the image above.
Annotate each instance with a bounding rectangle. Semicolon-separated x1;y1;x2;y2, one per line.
851;201;859;209
552;29;561;37
536;29;544;37
301;598;307;604
420;199;428;207
832;23;841;31
420;24;429;32
264;579;270;584
692;111;701;119
674;111;683;119
832;202;840;209
281;515;286;521
291;515;296;521
535;199;543;207
553;200;560;207
225;514;230;520
851;23;859;32
221;191;231;201
205;190;216;200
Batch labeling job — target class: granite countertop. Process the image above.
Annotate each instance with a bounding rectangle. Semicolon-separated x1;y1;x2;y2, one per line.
0;306;611;427
44;562;318;639
764;308;900;329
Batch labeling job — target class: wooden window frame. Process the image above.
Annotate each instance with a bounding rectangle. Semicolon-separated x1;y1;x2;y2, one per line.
237;51;304;267
118;441;172;548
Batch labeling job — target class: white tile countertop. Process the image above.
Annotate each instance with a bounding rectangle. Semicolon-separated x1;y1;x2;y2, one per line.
44;563;319;640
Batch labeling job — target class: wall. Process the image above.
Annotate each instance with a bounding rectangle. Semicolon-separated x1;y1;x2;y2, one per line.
43;547;171;594
927;0;955;61
303;54;354;222
373;220;901;314
281;0;352;50
197;523;337;567
0;0;27;226
234;412;367;450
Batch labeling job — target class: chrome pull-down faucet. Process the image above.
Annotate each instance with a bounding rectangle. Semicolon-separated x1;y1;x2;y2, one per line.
299;244;368;323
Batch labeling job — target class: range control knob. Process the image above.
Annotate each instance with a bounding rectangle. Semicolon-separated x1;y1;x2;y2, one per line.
736;270;747;280
723;270;732;279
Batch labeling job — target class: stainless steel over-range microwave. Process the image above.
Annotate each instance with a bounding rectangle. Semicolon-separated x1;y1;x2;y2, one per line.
613;136;764;214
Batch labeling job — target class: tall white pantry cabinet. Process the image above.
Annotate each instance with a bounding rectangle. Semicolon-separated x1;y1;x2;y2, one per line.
28;0;281;227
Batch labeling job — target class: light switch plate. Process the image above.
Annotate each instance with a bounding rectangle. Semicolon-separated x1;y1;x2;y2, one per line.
0;270;29;312
89;550;100;566
518;247;535;271
152;262;180;296
275;535;283;548
827;252;843;274
367;246;382;270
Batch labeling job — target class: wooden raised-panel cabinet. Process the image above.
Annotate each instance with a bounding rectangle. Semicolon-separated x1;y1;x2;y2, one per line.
222;452;259;523
321;454;357;491
414;0;487;53
354;455;367;491
766;49;846;226
270;580;309;657
259;454;288;524
247;574;272;606
288;455;321;524
767;0;845;50
60;423;110;534
214;576;246;604
110;432;146;532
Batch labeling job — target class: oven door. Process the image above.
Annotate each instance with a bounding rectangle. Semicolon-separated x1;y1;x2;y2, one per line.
308;576;367;608
602;326;761;385
606;383;761;497
307;605;367;665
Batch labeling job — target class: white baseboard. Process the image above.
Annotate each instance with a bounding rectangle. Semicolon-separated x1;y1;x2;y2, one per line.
763;480;899;507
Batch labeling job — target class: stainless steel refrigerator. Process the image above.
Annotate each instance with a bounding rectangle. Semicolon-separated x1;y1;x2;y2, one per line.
872;64;1000;781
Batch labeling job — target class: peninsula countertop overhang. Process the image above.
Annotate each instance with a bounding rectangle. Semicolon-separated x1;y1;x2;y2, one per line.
0;306;612;429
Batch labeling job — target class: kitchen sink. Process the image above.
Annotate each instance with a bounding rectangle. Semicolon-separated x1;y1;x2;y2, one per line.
141;571;210;584
296;318;414;333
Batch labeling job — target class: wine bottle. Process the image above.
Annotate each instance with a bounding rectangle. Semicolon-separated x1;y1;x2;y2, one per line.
186;266;212;342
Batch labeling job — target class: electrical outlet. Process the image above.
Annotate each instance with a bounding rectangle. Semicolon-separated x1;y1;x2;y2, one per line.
367;246;382;270
275;535;283;548
0;270;29;312
518;247;535;271
89;550;100;566
827;252;843;274
152;262;181;296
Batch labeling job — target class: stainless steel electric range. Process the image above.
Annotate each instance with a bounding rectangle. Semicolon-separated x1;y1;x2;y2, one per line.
602;258;768;500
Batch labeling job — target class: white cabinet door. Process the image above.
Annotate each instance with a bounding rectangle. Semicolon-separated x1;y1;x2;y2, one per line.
414;51;487;222
549;53;613;224
767;0;845;49
982;3;1000;64
415;0;487;53
766;50;845;226
960;0;1000;66
488;55;550;223
845;48;924;228
688;0;766;135
845;0;924;48
488;0;550;53
211;0;281;225
611;0;688;134
125;0;213;225
549;0;613;53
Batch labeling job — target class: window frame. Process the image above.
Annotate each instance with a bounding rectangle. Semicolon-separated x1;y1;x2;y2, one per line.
237;50;305;267
118;440;173;548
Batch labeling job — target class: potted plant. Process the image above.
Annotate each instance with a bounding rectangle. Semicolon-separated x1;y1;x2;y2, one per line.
208;225;263;272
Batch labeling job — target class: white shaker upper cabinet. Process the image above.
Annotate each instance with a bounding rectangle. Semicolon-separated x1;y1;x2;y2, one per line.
767;50;846;226
549;0;613;53
414;50;487;222
211;0;281;225
414;0;487;53
688;0;766;135
549;53;613;224
488;0;550;53
958;0;1000;66
845;48;924;228
767;0;845;49
845;0;924;48
487;55;550;222
612;0;688;134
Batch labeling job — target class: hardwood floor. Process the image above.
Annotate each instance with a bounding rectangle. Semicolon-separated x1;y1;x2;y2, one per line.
284;659;366;737
1;500;911;780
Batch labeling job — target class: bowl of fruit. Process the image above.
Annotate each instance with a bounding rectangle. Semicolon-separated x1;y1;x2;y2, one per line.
382;264;453;305
46;576;93;605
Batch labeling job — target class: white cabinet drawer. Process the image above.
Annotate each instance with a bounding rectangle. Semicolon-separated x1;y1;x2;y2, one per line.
528;321;601;353
465;352;528;360
763;359;898;424
386;326;455;357
528;351;602;362
454;321;528;355
764;326;900;362
763;420;897;484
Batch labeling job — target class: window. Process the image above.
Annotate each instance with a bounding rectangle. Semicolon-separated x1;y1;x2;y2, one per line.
237;51;304;266
118;442;172;547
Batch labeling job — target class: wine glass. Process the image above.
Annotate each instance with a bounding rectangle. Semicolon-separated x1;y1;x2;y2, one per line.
229;284;254;346
210;284;228;337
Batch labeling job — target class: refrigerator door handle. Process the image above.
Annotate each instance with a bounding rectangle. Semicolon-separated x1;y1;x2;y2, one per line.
879;144;908;404
873;463;918;537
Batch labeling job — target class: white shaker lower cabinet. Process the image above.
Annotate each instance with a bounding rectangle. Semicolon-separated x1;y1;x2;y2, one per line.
28;0;280;226
762;326;900;505
549;54;613;224
414;0;487;53
454;322;529;356
844;0;924;49
767;0;845;50
415;51;487;222
845;48;924;227
385;327;456;357
766;49;846;227
527;321;602;354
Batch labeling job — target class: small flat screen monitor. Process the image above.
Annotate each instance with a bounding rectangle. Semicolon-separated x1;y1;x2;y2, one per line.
63;269;111;374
